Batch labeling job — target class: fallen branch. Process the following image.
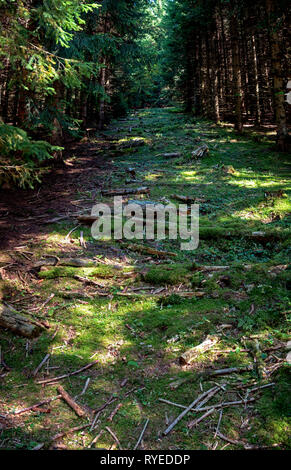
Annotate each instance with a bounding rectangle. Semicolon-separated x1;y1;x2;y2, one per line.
188;407;215;429
121;242;177;258
179;335;219;365
192;144;209;158
171;194;196;203
51;423;90;442
159;397;256;413
89;429;105;448
134;418;149;450
216;431;244;447
57;385;86;417
101;187;150;197
32;354;51;377
163;386;219;436
105;426;123;450
0;304;44;338
14;395;62;415
36;360;98;385
206;366;253;377
107;403;123;422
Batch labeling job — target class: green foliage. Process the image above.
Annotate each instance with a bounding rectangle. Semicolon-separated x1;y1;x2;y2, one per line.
0;123;62;188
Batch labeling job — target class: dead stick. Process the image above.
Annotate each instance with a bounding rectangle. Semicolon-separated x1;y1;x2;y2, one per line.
52;424;90;442
159;397;256;412
216;431;243;447
90;411;101;432
214;410;223;437
105;426;123;450
36;360;98;385
107;403;123;422
32;353;50;377
57;385;86;417
188;408;215;429
163;386;219;436
14;394;61;415
134;419;149;450
89;429;104;448
207;366;253;377
94;395;117;414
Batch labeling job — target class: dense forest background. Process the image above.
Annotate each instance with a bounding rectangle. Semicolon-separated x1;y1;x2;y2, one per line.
0;0;290;189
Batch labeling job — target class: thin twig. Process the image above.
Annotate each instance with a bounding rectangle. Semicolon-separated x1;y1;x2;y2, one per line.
36;360;98;385
134;419;149;450
105;426;123;450
32;354;50;377
163;386;219;436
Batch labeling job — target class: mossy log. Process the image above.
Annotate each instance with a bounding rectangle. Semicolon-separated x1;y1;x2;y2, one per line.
39;265;117;279
0;304;44;338
34;257;96;268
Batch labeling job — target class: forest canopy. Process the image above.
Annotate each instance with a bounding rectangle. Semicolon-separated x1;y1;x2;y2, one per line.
0;0;290;188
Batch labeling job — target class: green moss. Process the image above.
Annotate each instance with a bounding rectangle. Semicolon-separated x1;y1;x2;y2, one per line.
143;264;191;285
39;265;116;279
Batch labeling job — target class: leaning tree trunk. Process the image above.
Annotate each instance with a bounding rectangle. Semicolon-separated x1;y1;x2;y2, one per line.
266;0;288;151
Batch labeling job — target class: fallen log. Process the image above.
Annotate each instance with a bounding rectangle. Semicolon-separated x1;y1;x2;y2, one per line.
161;152;181;158
121;242;177;258
171;194;196;203
205;366;253;377
34;257;96;268
0;304;44;338
179;335;219;365
101;186;150;197
192;144;209;158
77;215;100;225
57;385;86;417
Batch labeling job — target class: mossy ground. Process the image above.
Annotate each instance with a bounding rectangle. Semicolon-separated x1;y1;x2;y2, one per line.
0;108;290;450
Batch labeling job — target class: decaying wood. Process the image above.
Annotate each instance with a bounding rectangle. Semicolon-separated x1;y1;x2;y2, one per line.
192;144;209;158
34;258;96;268
171;194;196;203
14;394;62;415
188;407;215;429
123;242;177;258
0;304;44;338
107;403;123;422
77;215;100;225
206;365;253;377
36;360;98;385
57;385;86;417
32;354;51;377
161;152;181;158
179;335;219;365
134;418;149;450
163;386;219;436
51;423;90;442
101;187;150;197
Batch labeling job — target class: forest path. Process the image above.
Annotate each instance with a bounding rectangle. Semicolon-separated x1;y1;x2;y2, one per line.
0;108;290;450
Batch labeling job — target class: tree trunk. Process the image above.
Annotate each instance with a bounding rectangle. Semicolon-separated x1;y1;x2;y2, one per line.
266;0;288;151
230;15;243;133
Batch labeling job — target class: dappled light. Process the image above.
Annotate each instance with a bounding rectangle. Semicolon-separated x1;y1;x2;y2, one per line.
0;0;290;454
